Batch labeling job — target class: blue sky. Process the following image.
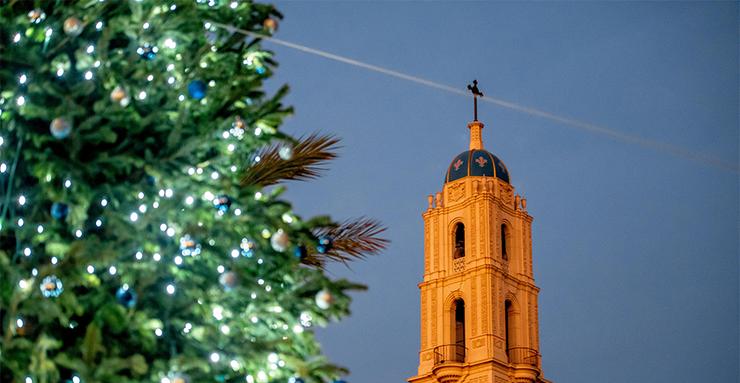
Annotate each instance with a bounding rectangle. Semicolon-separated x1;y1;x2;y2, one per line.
266;2;739;382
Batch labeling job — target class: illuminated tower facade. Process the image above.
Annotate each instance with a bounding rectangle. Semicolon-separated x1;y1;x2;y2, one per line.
409;86;552;383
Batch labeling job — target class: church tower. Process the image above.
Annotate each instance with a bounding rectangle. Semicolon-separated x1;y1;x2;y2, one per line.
409;82;552;383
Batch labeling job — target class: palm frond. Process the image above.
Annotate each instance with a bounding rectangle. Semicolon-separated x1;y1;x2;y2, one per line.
303;217;389;267
240;134;339;187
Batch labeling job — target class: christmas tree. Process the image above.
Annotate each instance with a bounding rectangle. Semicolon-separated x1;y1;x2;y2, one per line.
0;2;386;382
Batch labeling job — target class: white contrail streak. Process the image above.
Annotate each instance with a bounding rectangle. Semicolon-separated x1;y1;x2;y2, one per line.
209;21;739;173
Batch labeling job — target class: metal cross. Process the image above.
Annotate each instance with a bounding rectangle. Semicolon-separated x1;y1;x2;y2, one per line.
467;80;484;121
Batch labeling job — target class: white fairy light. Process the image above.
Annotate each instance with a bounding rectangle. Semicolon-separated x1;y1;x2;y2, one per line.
75;229;83;238
254;192;262;200
231;249;239;258
18;195;26;206
210;353;220;363
153;253;161;261
221;324;230;335
84;71;93;80
234;208;242;216
93;60;101;68
51;257;58;265
18;280;28;289
166;227;175;237
185;196;194;205
37;225;43;233
292;324;303;334
187;167;196;175
174;256;183;265
164;38;176;49
17;318;24;328
17;218;24;227
212;306;224;320
166;284;175;294
167;76;175;84
19;74;27;84
86;45;95;54
95;21;103;30
56;67;64;77
101;198;108;207
138;204;147;213
109;266;117;275
210;171;219;180
222;131;230;139
230;359;239;370
135;251;143;260
143;22;150;30
230;165;238;172
17;96;25;106
0;163;6;173
227;144;235;152
137;192;145;199
178;94;185;102
13;33;21;43
167;64;175;71
203;191;214;200
196;168;204;175
23;247;31;256
87;265;95;273
165;188;174;198
217;265;225;273
257;279;264;285
138;91;147;100
31;268;38;276
160;224;168;231
152;201;159;208
230;1;238;9
64;179;72;188
154;328;163;336
129;212;139;222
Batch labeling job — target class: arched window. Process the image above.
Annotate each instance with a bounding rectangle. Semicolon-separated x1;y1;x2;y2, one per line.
453;299;466;362
500;224;509;260
505;300;513;360
453;223;465;259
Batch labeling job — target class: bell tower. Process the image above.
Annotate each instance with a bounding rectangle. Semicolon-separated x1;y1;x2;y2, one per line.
408;82;552;383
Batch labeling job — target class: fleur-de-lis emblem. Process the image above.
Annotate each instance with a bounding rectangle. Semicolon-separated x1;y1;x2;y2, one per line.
475;156;488;167
453;159;464;171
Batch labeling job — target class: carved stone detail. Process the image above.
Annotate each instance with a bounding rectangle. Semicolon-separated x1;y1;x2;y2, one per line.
448;182;466;203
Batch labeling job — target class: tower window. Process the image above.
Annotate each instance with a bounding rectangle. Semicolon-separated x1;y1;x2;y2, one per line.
453;223;465;259
501;224;509;260
505;300;513;360
453;299;466;362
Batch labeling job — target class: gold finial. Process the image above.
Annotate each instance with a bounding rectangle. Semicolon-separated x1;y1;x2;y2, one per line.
467;80;484;121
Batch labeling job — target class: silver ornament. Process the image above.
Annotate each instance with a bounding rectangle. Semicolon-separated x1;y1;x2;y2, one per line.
270;229;290;252
49;118;72;139
278;146;293;160
63;17;83;36
315;289;333;310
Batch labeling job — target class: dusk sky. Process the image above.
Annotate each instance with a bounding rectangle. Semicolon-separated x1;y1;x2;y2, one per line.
264;2;738;382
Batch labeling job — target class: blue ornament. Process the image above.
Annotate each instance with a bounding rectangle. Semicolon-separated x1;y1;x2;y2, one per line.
317;235;333;254
137;44;157;60
40;275;63;298
187;80;207;100
255;66;266;75
240;238;255;257
179;235;201;256
213;195;231;212
51;202;69;220
116;286;137;308
50;117;72;139
294;245;307;260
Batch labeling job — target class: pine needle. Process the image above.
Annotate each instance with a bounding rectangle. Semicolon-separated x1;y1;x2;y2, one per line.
241;134;340;187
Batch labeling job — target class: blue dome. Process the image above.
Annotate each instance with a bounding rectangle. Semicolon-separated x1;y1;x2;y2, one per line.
445;149;510;183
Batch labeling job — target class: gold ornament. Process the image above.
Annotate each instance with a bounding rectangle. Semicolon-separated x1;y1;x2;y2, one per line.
110;86;130;106
263;18;278;33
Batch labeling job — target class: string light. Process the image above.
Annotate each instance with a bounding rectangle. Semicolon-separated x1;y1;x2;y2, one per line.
166;284;175;294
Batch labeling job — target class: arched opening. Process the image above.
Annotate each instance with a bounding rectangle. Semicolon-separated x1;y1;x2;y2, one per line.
453;223;465;259
453;299;466;362
505;300;514;361
500;224;509;260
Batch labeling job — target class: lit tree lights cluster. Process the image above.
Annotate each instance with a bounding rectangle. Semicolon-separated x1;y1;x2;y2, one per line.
0;2;384;383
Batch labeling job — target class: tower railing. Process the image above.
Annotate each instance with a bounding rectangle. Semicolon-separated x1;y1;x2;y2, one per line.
506;347;540;367
433;344;467;365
